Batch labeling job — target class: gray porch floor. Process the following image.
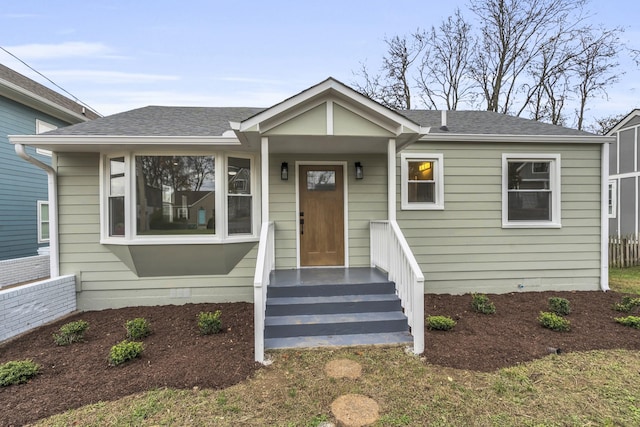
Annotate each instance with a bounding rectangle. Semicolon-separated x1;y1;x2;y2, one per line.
269;267;389;286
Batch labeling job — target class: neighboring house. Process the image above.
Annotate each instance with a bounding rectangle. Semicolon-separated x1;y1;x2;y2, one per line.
0;64;99;261
10;78;613;360
607;109;640;236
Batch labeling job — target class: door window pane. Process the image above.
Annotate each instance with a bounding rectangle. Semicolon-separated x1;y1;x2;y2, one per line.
307;171;336;191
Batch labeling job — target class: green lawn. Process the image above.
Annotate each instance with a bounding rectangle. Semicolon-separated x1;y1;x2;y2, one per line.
610;266;640;294
34;348;640;426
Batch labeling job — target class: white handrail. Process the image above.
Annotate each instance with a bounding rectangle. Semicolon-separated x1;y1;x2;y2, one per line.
253;221;275;363
370;220;425;354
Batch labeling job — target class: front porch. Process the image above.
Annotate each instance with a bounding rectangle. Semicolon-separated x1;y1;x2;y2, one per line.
254;220;425;363
264;267;413;350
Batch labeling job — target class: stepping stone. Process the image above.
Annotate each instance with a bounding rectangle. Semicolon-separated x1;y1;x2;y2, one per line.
324;359;362;379
331;394;379;427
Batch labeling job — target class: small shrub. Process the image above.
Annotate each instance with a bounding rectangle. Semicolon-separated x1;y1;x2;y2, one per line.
538;311;570;331
125;317;151;340
427;315;456;331
108;340;144;366
615;316;640;329
548;297;571;316
0;360;41;387
613;296;640;313
198;310;222;335
53;320;89;346
471;293;496;314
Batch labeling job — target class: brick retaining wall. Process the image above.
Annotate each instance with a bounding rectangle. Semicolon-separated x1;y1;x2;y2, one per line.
0;255;50;288
0;275;76;342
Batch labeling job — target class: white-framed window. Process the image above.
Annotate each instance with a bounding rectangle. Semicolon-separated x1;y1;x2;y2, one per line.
35;119;57;156
608;180;617;218
37;200;50;243
101;152;256;244
400;153;444;210
502;153;561;228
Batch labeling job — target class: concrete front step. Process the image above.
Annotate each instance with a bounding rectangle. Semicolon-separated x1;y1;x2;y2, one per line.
264;311;409;339
266;294;402;316
265;331;414;350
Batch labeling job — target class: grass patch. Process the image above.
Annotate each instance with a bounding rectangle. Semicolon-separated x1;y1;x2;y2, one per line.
31;348;640;426
609;266;640;294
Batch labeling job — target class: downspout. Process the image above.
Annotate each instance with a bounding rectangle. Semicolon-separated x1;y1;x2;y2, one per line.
601;142;609;291
14;144;59;277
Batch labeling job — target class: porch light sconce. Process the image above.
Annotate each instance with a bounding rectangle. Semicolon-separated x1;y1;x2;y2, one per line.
355;162;364;180
280;162;289;180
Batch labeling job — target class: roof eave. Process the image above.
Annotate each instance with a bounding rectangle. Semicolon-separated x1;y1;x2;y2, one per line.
9;134;242;152
0;78;93;124
418;133;615;144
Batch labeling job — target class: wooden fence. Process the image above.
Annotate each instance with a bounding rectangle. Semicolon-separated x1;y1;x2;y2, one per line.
609;235;640;268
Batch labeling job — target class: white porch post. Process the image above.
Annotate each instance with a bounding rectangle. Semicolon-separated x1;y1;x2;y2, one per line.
388;138;396;221
601;142;610;291
261;137;269;223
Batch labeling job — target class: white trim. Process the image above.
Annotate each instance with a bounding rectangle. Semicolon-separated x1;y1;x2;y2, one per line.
501;153;561;228
420;134;613;144
0;77;91;123
99;151;259;245
237;78;424;135
326;100;334;135
400;153;445;210
608;180;617;218
261;137;269;223
37;200;50;243
601;143;610;291
295;161;349;268
388;139;396;221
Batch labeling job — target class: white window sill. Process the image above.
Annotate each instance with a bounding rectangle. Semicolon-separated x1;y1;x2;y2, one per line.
101;236;258;245
502;222;562;229
401;204;445;211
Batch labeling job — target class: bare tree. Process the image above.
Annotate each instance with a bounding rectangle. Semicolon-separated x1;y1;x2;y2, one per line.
572;26;623;130
469;0;587;113
585;113;626;135
416;9;477;110
353;33;426;109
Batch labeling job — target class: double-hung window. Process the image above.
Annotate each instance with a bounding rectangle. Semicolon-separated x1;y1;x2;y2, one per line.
400;153;444;210
502;153;561;228
608;181;617;218
37;200;50;243
102;153;255;243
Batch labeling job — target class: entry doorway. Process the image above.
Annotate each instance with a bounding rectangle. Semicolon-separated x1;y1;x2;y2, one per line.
298;164;346;267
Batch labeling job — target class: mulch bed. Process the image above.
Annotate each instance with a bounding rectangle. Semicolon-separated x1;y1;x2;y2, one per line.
1;291;639;426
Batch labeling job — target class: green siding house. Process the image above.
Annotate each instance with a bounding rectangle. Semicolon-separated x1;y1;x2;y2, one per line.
10;78;613;361
0;64;99;261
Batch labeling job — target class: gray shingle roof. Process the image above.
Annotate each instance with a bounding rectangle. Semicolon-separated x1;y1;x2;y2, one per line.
43;105;595;137
400;110;595;136
45;106;264;136
0;63;101;120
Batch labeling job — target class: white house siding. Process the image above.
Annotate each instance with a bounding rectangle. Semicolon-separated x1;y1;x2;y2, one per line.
397;141;602;294
57;153;256;311
269;153;387;269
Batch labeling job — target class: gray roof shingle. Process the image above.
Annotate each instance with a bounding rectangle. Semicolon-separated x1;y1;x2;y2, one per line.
0;63;101;120
45;106;264;136
43;105;596;137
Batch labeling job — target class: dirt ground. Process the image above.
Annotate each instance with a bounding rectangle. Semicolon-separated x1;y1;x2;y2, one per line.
1;291;639;426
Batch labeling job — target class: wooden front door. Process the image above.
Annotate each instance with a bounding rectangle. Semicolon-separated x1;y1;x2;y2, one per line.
299;165;345;266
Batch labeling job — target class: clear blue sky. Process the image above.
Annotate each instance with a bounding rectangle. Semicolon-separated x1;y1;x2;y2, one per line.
1;0;638;125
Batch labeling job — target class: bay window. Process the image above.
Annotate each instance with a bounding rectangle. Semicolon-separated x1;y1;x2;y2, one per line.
103;152;256;242
502;153;561;228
